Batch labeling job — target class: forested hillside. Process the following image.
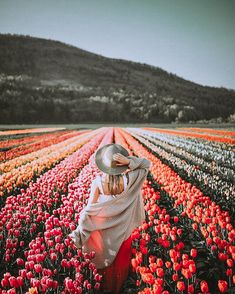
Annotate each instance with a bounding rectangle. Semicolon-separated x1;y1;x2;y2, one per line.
0;34;234;123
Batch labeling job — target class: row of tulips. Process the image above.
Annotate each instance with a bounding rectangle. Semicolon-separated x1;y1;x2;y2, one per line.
176;129;235;141
0;129;106;278
114;129;217;293
133;128;235;182
0;128;65;136
0;130;70;149
0;130;91;174
128;129;235;220
0;128;113;293
118;128;235;292
179;128;235;138
0;130;94;198
0;131;84;162
144;128;235;146
136;128;234;172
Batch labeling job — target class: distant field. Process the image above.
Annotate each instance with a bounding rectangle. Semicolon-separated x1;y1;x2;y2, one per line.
0;123;234;130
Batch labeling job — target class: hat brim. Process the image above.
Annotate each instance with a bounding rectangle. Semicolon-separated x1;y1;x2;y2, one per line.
95;143;129;175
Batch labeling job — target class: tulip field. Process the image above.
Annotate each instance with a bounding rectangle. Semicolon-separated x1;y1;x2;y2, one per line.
0;126;234;294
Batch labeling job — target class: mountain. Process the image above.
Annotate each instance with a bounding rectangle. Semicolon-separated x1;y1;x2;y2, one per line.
0;33;234;124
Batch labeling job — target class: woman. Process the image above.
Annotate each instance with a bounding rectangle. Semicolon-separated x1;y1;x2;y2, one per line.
69;143;151;293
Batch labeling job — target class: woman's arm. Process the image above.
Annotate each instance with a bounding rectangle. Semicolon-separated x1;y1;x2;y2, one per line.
127;155;151;172
113;153;151;172
87;178;100;205
69;178;100;249
126;156;151;188
113;153;151;183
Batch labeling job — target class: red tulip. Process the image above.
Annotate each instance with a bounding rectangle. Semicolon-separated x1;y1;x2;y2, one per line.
53;280;58;288
9;276;18;288
218;280;228;293
188;284;194;293
190;248;197;258
172;273;178;281
65;278;74;289
156;258;163;267
177;281;185;292
200;280;209;293
30;278;40;288
142;273;155;285
1;278;8;287
156;268;164;278
165;261;171;269
34;264;42;273
173;216;179;223
16;258;25;266
94;282;100;290
227;259;233;267
149;263;157;273
26;271;33;280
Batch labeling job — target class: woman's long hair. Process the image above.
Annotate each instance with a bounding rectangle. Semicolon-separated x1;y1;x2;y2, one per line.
107;174;123;195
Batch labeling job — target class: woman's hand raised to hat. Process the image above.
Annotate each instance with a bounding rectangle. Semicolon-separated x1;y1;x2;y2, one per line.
113;153;130;166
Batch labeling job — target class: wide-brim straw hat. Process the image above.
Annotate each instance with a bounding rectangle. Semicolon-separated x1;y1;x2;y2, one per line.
95;143;129;175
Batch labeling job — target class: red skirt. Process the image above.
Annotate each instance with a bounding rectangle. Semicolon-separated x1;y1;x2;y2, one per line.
97;235;132;294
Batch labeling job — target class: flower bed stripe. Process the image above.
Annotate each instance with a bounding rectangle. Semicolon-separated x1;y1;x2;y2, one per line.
179;128;235;138
0;130;69;149
0;130;86;162
144;127;235;145
0;128;65;136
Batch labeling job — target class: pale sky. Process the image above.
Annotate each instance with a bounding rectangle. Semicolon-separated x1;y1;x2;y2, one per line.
0;0;235;89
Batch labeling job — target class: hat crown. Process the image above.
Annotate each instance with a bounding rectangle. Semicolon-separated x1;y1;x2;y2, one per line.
95;143;129;175
103;145;121;168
